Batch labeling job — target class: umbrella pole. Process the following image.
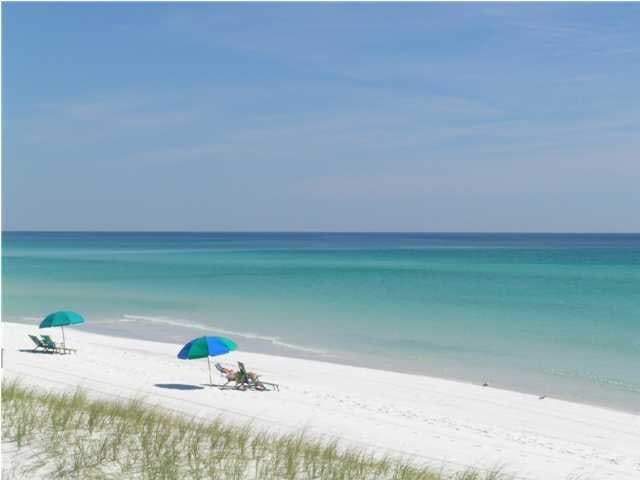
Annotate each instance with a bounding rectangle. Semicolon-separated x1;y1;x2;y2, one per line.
61;326;66;349
207;356;213;386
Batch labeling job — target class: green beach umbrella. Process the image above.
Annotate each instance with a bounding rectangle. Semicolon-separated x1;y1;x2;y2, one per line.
177;336;238;385
39;310;85;349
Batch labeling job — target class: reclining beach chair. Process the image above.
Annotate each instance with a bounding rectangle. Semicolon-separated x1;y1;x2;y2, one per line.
28;334;55;353
237;362;279;391
216;361;279;391
215;362;253;389
40;335;76;354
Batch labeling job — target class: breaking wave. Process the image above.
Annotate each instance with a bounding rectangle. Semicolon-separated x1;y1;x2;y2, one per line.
119;314;328;356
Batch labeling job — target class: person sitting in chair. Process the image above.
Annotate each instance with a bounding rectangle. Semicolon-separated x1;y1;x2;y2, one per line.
215;363;238;382
215;363;259;384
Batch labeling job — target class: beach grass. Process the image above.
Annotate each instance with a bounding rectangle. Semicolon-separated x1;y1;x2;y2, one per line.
2;381;511;480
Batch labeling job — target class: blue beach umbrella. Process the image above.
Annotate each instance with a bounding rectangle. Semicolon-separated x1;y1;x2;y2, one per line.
39;310;85;349
178;336;238;385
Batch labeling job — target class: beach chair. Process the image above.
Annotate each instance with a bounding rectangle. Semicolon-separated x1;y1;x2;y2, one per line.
40;335;75;354
237;362;279;391
215;362;252;389
216;361;279;391
28;334;55;353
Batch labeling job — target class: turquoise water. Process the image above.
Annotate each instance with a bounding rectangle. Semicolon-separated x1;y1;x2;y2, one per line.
3;232;639;411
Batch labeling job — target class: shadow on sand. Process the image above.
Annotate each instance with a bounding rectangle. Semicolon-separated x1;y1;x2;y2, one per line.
154;383;205;391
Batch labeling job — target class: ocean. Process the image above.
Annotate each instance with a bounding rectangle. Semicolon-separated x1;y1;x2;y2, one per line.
2;232;639;412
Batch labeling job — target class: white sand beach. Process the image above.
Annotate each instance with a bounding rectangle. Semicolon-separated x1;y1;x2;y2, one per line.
2;321;639;480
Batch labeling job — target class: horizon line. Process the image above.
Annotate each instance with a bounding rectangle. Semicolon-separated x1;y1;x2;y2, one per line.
3;230;640;235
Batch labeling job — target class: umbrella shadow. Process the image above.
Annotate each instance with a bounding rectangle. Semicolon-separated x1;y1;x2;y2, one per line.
154;383;205;391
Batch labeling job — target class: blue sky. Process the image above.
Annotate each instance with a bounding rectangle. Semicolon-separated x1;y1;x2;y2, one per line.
3;3;639;232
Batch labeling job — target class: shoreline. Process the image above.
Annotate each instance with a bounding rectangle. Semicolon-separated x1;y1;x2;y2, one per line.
7;316;639;416
3;321;640;479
